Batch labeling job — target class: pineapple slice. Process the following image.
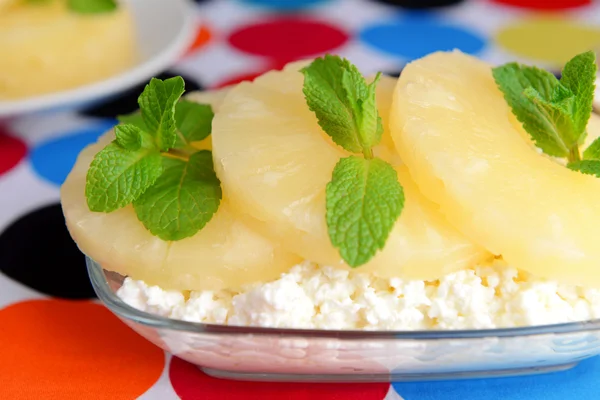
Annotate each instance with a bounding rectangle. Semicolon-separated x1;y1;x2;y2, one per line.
211;62;490;279
391;50;600;286
61;90;300;291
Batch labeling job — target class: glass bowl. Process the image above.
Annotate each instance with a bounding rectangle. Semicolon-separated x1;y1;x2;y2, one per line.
87;257;600;382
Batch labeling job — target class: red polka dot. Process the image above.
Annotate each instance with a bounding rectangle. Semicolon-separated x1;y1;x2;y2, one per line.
0;126;27;176
0;300;164;399
212;61;287;89
228;18;349;63
185;25;213;57
491;0;590;10
214;70;269;88
169;357;390;400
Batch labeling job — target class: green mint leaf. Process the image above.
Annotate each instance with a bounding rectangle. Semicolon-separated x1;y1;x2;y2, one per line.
118;111;147;131
114;124;144;151
326;155;404;267
523;87;579;149
567;160;600;177
493;63;569;157
175;100;214;143
302;55;383;154
339;65;382;151
560;51;596;139
302;56;361;153
138;77;185;152
133;151;222;241
584;137;600;160
85;142;162;212
551;83;575;105
68;0;117;13
354;72;383;151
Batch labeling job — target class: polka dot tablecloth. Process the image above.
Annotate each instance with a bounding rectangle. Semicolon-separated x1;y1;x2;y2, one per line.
2;0;600;398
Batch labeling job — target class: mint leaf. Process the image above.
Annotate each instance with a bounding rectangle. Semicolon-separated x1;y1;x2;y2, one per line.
133;151;222;241
326;156;404;267
584;137;600;160
118;112;147;131
302;56;361;153
523;87;579;149
175;100;214;143
302;55;383;155
568;160;600;177
359;72;384;151
493;63;569;157
85;142;162;213
68;0;117;13
560;51;596;138
85;76;224;242
138;77;185;152
114;124;144;151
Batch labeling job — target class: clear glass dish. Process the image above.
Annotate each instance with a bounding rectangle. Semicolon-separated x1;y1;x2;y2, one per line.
87;257;600;382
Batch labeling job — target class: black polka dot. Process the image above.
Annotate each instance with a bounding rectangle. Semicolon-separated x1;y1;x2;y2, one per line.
190;0;213;3
0;204;95;299
368;0;464;8
383;68;404;78
80;71;204;119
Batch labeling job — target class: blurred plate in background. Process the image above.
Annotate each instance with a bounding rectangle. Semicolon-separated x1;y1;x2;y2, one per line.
0;0;195;118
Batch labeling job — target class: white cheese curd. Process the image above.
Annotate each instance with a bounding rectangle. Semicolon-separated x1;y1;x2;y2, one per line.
116;258;600;330
116;278;184;317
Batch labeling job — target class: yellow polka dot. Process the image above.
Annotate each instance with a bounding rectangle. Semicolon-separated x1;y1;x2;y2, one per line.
496;17;600;65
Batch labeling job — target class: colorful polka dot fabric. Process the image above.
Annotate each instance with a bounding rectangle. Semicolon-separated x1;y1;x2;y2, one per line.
2;0;600;398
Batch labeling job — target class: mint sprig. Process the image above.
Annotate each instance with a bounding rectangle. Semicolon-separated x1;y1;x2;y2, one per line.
86;143;162;213
302;55;384;157
560;51;596;137
327;156;404;267
114;124;145;151
28;0;119;14
139;77;186;152
68;0;117;14
493;51;597;167
133;151;221;241
567;160;600;177
175;100;214;144
86;77;221;241
584;137;600;160
302;55;404;267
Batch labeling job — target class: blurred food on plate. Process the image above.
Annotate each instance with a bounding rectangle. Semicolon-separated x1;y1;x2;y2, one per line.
0;0;137;100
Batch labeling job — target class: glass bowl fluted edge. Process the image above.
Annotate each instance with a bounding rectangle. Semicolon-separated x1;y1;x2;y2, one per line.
87;256;600;382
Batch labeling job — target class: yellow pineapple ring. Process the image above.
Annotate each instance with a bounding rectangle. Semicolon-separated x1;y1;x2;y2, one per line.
61;90;300;291
391;50;600;286
211;61;489;280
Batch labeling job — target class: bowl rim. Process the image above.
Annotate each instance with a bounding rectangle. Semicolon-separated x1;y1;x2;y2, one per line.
87;256;600;339
0;0;196;117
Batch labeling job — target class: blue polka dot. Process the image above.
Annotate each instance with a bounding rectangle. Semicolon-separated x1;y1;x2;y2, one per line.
393;356;600;400
238;0;331;10
359;16;486;61
30;121;117;186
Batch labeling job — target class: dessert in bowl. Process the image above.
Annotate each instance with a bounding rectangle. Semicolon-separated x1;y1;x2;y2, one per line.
64;50;600;381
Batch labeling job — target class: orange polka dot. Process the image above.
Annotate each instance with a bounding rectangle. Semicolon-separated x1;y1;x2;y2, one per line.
0;300;165;399
185;25;213;56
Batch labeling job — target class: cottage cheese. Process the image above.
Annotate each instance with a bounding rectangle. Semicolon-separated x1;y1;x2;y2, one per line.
117;258;600;330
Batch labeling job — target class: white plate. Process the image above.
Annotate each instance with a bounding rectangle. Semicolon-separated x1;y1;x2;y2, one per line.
0;0;196;117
